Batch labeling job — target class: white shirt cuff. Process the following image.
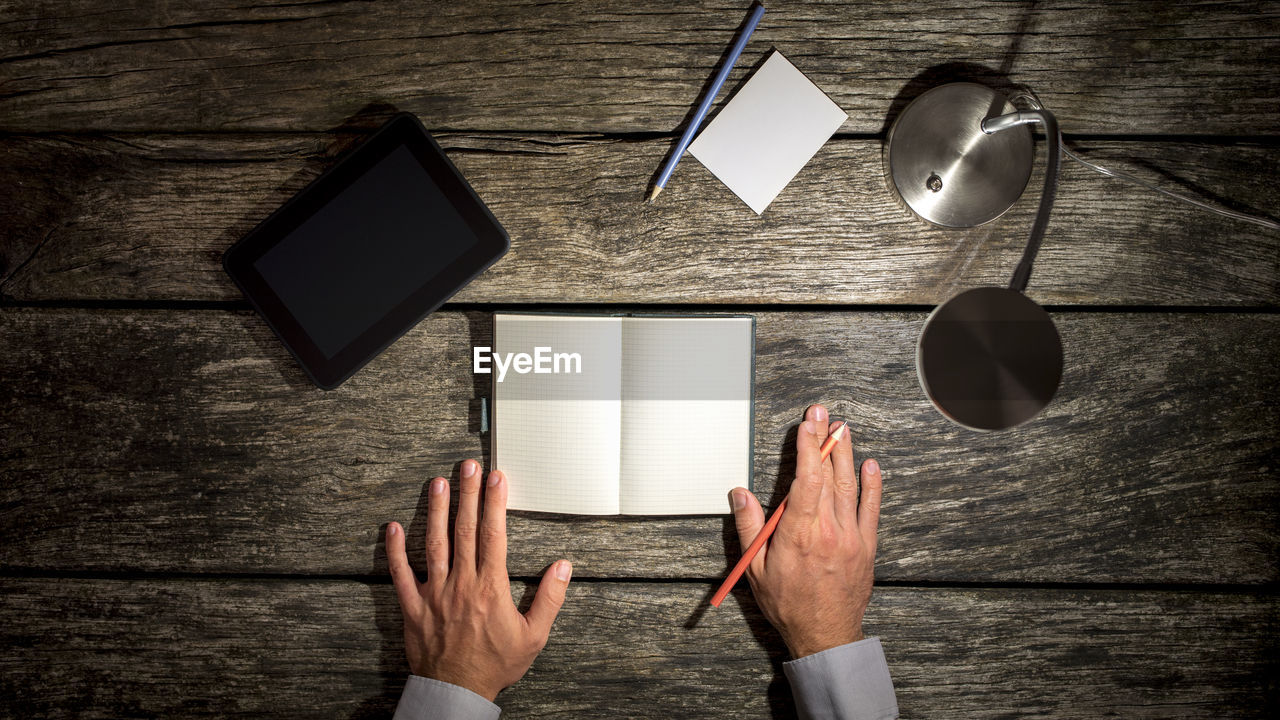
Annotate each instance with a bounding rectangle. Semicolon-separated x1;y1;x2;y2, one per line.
783;637;899;720
392;675;501;720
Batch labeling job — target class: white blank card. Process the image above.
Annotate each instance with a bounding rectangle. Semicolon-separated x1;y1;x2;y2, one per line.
688;51;848;214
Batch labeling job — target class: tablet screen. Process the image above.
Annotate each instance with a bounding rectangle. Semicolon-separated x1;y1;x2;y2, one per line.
253;144;478;358
225;112;508;389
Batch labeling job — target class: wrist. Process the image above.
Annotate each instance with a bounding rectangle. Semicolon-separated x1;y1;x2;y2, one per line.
786;625;865;659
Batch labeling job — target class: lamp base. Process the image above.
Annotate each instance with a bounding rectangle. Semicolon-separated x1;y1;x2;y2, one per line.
887;83;1033;228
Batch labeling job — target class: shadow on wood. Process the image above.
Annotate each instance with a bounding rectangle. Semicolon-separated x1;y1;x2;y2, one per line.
729;580;797;720
684;420;802;719
351;531;407;719
217;97;506;389
217;101;407;390
877;0;1039;137
1127;153;1280;230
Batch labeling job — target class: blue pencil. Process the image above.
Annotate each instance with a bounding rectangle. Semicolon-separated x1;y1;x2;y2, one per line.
648;2;766;202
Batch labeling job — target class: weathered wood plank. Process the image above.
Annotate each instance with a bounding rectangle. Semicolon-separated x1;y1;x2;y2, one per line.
1;134;1276;305
1;578;1275;718
2;309;1276;582
0;1;1277;135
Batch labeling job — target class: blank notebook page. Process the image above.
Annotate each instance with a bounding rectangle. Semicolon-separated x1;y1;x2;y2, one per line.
619;317;753;515
493;315;622;515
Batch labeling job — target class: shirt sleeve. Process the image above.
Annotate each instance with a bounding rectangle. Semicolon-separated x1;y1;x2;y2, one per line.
392;675;501;720
782;637;899;720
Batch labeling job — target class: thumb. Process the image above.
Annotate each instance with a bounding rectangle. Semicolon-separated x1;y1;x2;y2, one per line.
525;560;572;639
730;488;767;569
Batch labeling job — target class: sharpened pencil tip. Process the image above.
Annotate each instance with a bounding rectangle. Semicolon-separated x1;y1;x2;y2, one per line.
647;186;663;203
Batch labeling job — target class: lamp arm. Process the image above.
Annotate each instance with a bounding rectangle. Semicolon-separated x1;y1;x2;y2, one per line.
982;110;1061;292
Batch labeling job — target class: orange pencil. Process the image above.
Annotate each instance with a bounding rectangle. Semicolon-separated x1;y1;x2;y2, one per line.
710;421;847;608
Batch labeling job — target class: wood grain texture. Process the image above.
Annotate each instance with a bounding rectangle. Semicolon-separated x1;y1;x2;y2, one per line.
1;133;1277;305
3;4;1276;717
1;577;1275;718
1;0;1277;135
2;308;1275;582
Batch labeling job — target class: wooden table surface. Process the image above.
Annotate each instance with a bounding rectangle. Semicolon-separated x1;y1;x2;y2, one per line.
2;1;1278;717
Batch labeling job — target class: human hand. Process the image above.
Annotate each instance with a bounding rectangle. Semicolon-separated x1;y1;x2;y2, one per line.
730;404;882;658
386;459;572;701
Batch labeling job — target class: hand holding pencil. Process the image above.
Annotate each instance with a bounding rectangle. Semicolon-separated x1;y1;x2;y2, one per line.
721;404;883;660
710;415;846;607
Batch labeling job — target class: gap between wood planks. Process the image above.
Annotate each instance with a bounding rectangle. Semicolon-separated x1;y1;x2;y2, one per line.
1;567;1276;596
1;299;1278;314
0;129;1278;145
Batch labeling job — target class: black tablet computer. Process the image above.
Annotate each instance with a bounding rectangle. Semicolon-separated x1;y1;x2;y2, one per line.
224;113;508;389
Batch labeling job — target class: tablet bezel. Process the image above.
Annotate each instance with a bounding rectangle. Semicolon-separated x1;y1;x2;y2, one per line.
223;112;509;389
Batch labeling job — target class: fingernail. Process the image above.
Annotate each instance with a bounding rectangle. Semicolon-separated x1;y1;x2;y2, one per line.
431;478;445;495
487;471;501;487
732;490;747;510
812;405;828;422
555;561;572;581
462;460;477;477
866;458;880;475
387;523;399;536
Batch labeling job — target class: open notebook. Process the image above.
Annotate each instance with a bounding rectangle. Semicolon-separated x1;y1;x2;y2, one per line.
491;313;754;515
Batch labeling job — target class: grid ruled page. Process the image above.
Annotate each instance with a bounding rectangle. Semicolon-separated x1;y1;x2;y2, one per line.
492;314;623;515
619;317;753;515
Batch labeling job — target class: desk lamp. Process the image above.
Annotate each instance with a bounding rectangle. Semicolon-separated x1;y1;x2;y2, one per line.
887;82;1063;430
